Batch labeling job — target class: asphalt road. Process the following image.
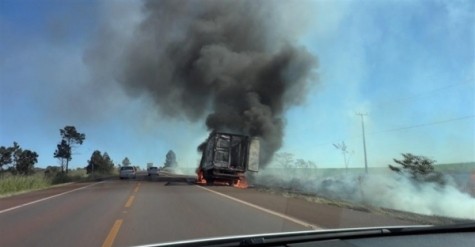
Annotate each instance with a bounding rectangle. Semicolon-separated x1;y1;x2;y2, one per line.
0;173;416;247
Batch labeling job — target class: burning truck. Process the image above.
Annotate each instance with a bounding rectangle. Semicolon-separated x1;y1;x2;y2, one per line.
196;132;260;188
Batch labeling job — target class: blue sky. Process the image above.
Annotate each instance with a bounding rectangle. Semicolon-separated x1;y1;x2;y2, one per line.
1;0;474;169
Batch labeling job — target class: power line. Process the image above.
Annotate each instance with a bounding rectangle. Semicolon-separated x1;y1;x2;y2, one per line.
370;115;475;135
374;81;474;107
312;114;475;148
308;82;473;136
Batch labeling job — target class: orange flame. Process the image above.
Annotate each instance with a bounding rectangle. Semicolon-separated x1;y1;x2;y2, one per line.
232;174;248;189
196;168;207;185
196;169;248;188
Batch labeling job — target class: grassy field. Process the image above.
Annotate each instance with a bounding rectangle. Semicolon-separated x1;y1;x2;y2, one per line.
0;168;116;197
167;161;475;177
435;162;475;172
1;162;471;197
0;173;51;196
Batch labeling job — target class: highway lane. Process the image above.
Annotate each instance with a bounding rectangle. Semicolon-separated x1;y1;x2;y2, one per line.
156;172;417;228
199;185;417;229
0;175;308;247
0;174;416;247
0;180;137;246
114;178;307;246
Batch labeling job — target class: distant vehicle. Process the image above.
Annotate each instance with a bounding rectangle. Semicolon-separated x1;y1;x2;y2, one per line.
147;166;159;176
119;166;136;179
196;131;259;186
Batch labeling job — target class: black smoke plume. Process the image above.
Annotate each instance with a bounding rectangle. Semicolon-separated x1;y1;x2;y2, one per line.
88;0;317;166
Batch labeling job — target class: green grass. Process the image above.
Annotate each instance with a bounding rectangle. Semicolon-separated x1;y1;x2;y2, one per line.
0;169;90;196
68;169;88;177
0;167;120;197
435;162;475;172
0;173;51;196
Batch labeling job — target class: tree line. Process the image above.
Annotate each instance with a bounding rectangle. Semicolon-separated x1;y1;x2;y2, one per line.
0;126;86;175
1;125;115;176
1;124;180;178
0;142;38;175
273;152;317;169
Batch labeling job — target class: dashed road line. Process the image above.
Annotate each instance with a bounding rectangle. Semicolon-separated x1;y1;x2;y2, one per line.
134;183;140;193
125;195;135;208
102;181;140;247
101;219;123;247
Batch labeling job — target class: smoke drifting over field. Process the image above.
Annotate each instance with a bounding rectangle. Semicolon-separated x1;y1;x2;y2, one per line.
86;0;317;166
256;167;475;220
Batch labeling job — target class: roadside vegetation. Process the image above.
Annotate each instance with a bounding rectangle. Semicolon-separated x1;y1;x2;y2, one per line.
86;151;115;174
163;150;178;168
0;173;50;196
1;125;118;196
53;126;86;173
0;168;89;196
0;166;118;197
388;153;447;185
0;142;39;175
255;152;475;221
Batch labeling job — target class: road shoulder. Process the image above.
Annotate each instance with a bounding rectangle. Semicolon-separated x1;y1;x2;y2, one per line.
0;182;100;212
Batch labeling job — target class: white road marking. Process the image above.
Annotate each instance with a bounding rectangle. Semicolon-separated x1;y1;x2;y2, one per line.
195;185;322;230
0;182;104;214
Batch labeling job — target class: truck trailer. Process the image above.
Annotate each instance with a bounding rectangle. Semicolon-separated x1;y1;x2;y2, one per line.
196;132;259;187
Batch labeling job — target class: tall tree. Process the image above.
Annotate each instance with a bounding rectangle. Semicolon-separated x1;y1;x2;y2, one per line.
16;150;38;175
54;140;71;172
86;150;114;174
388;153;446;185
273;152;294;168
10;142;22;171
333;141;353;171
164;150;177;167
54;126;85;173
86;150;103;174
1;142;23;174
122;157;131;167
0;146;12;171
389;153;435;176
102;152;114;172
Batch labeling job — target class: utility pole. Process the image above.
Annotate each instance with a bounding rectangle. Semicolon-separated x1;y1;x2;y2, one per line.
356;113;368;173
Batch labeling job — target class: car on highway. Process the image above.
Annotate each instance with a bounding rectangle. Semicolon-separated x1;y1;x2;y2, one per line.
119;166;136;179
147;166;159;176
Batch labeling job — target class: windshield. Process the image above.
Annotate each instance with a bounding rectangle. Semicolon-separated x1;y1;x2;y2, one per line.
0;0;474;246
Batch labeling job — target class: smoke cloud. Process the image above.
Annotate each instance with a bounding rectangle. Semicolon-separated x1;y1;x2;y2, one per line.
86;0;317;165
256;167;475;220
